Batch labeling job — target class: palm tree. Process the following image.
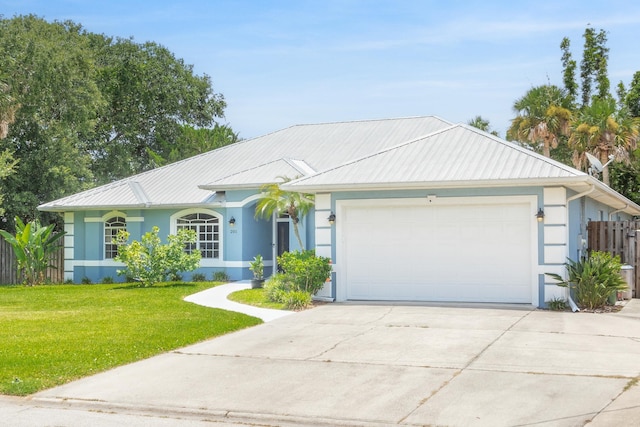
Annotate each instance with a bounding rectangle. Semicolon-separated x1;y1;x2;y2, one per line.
467;116;499;136
254;176;315;250
569;97;639;186
507;85;572;157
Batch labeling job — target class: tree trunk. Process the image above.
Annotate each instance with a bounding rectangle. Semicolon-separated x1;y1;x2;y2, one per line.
601;150;610;186
542;139;551;157
292;220;304;250
288;205;305;250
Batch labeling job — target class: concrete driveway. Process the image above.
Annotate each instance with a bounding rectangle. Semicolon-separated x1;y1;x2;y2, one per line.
11;301;640;426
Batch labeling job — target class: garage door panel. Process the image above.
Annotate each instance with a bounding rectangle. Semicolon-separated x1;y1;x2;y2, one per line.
343;200;533;303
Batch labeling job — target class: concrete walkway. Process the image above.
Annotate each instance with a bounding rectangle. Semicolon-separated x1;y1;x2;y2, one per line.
184;280;294;322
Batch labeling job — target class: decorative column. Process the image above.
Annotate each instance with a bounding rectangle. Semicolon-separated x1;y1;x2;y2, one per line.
541;187;568;304
314;193;333;299
63;212;75;282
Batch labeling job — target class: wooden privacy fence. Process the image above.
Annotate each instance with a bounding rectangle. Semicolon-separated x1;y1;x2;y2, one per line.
587;221;640;297
0;239;65;285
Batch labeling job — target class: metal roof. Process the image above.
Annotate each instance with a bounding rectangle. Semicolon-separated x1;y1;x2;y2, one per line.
199;158;314;190
39;116;452;210
284;124;640;215
285;124;581;188
38;117;640;215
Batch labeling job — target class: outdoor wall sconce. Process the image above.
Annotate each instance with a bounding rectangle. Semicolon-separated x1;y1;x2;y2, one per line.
229;217;236;227
328;212;336;225
535;208;545;222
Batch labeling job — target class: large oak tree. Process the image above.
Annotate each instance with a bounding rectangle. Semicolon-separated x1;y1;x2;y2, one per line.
89;36;227;183
0;15;233;230
0;16;99;228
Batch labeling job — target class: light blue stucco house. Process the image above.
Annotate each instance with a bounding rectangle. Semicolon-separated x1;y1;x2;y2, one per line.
39;116;640;307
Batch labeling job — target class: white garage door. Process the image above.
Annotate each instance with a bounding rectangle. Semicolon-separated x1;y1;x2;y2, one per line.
340;198;534;303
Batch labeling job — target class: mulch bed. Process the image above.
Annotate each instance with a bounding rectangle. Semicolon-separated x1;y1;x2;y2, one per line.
579;301;626;313
545;300;628;313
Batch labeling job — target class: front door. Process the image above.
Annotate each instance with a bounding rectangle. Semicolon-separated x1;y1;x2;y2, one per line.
277;221;290;258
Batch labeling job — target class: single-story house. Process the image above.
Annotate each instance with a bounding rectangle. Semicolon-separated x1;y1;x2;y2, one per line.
39;116;640;307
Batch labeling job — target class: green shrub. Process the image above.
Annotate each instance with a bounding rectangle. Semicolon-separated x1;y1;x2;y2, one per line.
101;276;114;284
264;276;312;310
115;226;201;287
212;271;229;282
264;273;291;303
191;273;206;282
278;250;331;295
249;254;264;280
547;251;627;310
546;297;568;311
265;251;330;310
81;276;92;284
282;290;312;310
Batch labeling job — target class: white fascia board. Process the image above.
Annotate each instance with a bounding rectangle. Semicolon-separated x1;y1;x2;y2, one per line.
198;183;262;191
283;176;640;215
282;177;581;192
38;201;226;212
38;203;151;212
557;175;640;214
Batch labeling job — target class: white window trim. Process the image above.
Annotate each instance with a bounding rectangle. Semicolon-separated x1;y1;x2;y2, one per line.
170;208;223;260
103;212;127;260
85;213;144;223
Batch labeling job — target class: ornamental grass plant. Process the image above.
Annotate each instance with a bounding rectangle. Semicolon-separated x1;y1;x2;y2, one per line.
547;251;628;310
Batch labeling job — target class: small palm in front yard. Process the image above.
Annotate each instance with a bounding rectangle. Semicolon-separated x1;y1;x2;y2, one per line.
0;282;261;396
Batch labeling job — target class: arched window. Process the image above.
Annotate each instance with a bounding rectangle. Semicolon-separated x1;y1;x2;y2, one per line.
105;216;126;259
176;212;220;258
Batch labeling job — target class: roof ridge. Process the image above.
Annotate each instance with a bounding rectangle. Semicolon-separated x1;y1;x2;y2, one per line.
200;117;454;187
289;115;452;128
282;158;316;176
289;123;459;184
459;124;588;177
199;158;295;187
128;181;151;205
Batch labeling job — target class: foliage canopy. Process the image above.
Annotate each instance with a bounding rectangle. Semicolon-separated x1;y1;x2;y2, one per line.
255;176;315;250
508;26;640;201
507;85;572;158
0;15;234;230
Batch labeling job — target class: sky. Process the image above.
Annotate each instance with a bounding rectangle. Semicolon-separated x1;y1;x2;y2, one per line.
2;0;640;140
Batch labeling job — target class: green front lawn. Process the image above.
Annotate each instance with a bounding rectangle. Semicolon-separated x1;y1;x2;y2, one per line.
0;282;262;396
227;287;287;310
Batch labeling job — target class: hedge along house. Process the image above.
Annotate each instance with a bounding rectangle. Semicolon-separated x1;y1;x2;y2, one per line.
39;116;640;307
